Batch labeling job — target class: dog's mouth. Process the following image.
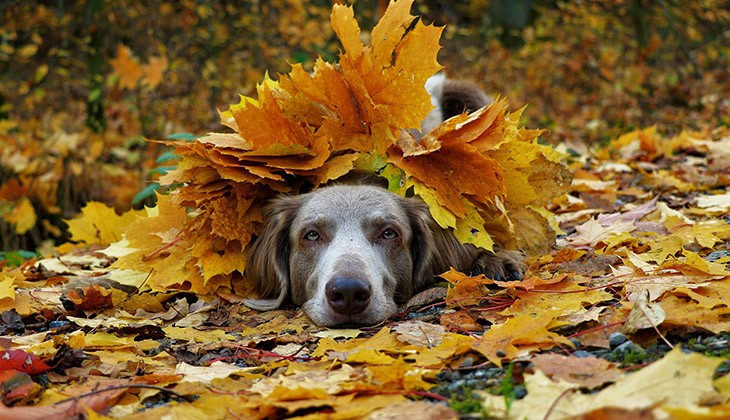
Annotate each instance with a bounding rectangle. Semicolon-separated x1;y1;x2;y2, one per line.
302;298;397;328
314;311;384;328
326;320;375;329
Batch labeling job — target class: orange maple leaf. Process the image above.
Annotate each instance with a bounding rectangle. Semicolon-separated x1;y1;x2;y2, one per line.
110;45;143;90
111;44;167;90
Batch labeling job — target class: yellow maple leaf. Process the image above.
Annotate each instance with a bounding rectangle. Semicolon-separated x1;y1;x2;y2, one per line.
333;0;442;136
312;327;401;364
65;202;144;246
388;100;569;254
389;136;506;218
367;359;431;391
472;310;573;367
0;275;16;303
141;55;168;88
501;275;613;319
3;196;36;234
660;295;730;334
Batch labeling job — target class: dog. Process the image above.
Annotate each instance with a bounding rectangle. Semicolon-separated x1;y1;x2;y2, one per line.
243;76;524;326
244;181;524;326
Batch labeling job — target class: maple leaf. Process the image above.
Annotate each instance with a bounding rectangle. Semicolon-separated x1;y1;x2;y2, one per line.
64;202;144;246
621;289;666;334
472;310;573;367
141;55;168;88
110;45;144;90
0;349;52;375
111;44;167;90
440;268;495;307
1;196;36;234
390;102;570;253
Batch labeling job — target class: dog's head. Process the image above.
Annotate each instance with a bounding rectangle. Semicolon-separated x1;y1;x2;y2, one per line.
243;185;438;326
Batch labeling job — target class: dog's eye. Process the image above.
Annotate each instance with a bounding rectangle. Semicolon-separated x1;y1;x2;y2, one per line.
381;228;398;239
303;230;321;241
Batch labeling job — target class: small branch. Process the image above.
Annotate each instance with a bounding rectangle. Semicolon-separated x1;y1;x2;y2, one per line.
638;303;674;349
53;384;196;406
543;387;577;420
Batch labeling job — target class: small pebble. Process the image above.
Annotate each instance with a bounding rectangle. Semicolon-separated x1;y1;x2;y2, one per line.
513;385;527;399
591;349;611;358
613;340;645;356
569;338;582;348
709;340;730;350
446;382;462;392
609;332;628;349
486;367;503;376
706;250;730;262
439;370;461;382
464;379;480;388
460;357;474;368
573;350;592;358
49;320;69;329
496;350;506;357
485;378;499;387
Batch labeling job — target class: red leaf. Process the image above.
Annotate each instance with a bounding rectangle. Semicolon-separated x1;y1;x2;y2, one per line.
0;350;52;375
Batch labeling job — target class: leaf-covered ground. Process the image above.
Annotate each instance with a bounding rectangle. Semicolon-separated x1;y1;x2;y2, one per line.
1;126;728;418
1;1;730;419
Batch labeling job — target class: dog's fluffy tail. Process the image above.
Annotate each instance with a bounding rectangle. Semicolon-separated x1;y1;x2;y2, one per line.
418;74;492;136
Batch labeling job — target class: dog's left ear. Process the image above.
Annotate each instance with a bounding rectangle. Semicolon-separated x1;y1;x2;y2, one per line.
402;197;438;297
243;195;303;311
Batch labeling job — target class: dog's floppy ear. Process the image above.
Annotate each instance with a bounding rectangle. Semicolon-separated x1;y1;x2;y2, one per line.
403;195;484;295
243;195;303;310
402;197;438;296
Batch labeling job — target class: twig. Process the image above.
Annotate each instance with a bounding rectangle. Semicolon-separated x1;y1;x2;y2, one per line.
567;321;625;338
638;302;674;349
543;387;577;420
52;384;196;406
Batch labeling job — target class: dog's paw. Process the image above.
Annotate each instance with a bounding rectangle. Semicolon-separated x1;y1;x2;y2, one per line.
470;250;525;281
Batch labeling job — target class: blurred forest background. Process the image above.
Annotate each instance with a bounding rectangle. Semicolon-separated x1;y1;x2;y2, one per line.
1;0;729;254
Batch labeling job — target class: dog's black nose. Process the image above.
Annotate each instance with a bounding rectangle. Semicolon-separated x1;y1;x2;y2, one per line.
326;277;371;315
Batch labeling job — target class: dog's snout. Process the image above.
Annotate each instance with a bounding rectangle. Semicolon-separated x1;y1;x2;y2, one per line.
325;277;371;315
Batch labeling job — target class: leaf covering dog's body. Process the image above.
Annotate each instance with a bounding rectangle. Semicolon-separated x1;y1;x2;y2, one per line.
245;77;524;326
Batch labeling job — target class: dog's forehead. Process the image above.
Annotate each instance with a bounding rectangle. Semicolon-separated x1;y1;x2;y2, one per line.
298;185;406;221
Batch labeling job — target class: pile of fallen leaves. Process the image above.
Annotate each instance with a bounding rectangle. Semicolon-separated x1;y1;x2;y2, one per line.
0;1;729;418
103;0;568;296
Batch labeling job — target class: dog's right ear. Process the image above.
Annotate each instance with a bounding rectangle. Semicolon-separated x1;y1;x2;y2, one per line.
243;195;302;311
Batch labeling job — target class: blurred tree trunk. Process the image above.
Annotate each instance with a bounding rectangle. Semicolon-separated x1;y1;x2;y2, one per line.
85;0;106;133
630;0;650;49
